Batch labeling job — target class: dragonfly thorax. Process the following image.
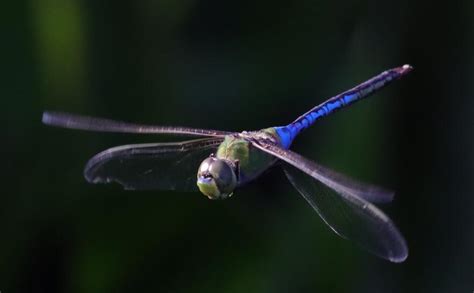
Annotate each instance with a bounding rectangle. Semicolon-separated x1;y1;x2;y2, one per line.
197;155;237;200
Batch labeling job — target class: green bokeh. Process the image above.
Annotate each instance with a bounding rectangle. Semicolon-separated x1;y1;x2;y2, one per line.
3;0;473;292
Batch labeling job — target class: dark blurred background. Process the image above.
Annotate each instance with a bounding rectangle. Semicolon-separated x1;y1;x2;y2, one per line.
3;0;473;292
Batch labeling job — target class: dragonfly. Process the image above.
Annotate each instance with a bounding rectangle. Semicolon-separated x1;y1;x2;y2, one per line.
43;64;412;262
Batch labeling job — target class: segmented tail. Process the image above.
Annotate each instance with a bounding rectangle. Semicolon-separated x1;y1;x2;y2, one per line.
274;65;413;148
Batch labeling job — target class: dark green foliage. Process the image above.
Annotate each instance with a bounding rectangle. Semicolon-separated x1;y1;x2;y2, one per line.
2;0;473;292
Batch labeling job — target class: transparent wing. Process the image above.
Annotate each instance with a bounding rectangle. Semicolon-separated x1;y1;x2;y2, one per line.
252;141;394;203
84;138;223;191
252;141;408;262
42;111;233;137
284;165;407;262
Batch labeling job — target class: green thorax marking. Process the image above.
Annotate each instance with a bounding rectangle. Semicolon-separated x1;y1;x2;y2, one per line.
216;128;280;184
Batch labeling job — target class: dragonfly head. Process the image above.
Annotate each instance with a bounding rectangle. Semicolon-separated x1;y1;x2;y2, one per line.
197;156;237;200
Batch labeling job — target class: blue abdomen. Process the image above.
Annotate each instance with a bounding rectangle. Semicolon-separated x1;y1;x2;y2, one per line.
272;65;412;148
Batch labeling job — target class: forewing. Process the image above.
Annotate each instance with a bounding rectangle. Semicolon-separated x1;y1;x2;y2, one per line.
84;138;223;191
252;141;407;262
252;142;394;203
42;111;232;137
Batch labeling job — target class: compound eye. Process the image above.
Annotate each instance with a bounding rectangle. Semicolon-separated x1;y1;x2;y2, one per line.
197;158;237;199
199;157;215;174
209;160;234;183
